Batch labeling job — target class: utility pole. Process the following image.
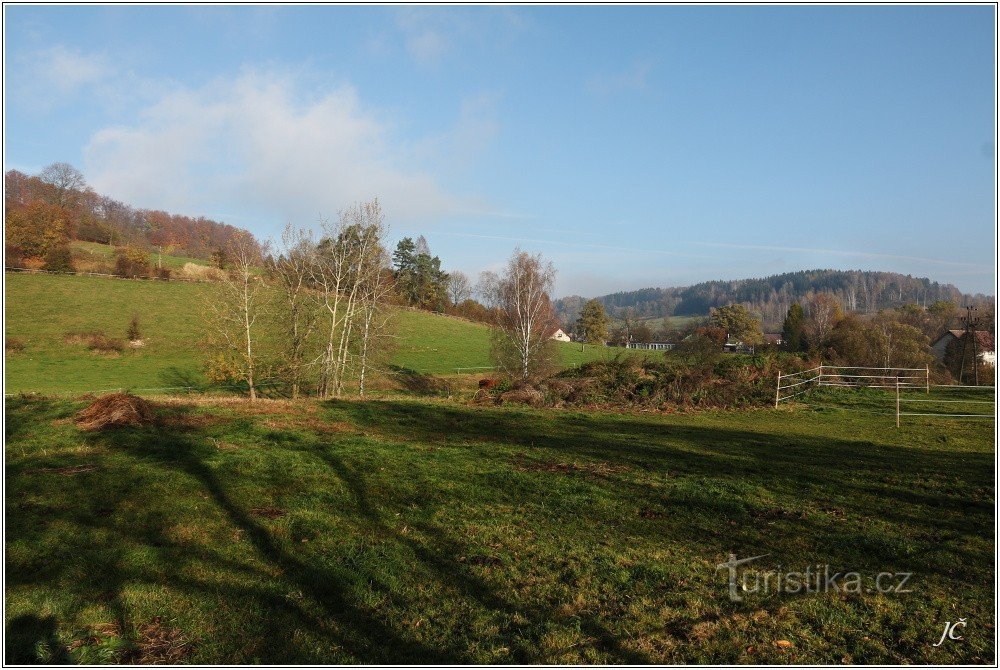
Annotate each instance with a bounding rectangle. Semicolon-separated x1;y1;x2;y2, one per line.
958;306;982;386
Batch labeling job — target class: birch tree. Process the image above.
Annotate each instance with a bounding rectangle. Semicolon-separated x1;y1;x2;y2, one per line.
484;249;558;381
270;224;321;399
206;233;269;401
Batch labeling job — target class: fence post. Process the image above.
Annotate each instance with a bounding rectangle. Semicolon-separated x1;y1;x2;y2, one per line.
895;379;900;428
775;370;781;409
926;364;930;395
818;363;823;388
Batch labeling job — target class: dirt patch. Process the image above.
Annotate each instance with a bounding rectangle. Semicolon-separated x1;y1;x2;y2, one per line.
250;506;286;519
74;393;157;431
513;454;630;477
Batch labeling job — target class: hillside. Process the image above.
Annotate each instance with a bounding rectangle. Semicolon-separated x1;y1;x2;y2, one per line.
555;269;980;330
4;273;643;394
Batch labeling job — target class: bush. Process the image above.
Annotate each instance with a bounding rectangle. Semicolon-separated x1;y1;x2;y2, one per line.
127;315;142;342
114;246;151;278
156;267;171;280
43;244;75;272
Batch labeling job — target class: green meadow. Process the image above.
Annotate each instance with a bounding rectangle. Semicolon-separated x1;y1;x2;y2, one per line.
4;273;644;394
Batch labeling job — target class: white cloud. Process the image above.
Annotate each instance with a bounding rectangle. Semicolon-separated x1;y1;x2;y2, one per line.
18;46;114;107
585;60;653;96
84;69;491;233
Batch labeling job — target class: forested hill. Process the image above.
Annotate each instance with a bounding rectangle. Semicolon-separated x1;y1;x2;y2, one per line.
555;269;982;329
5;164;249;261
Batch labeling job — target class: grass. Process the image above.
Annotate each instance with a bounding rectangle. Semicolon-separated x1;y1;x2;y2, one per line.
5;273;648;394
70;241;212;270
5;390;994;663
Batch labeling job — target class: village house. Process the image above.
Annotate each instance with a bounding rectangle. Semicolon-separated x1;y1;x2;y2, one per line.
931;329;996;367
549;327;572;342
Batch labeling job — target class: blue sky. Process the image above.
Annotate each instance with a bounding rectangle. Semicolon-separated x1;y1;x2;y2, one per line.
4;5;996;296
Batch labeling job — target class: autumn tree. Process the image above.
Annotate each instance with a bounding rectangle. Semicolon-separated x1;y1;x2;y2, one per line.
5;200;73;258
483;249;558;381
709;304;763;344
38;162;87;209
576;299;610;345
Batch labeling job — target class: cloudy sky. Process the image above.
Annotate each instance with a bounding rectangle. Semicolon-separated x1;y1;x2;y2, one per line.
4;5;995;296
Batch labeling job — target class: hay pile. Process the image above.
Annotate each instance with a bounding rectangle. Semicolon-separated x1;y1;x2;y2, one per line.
74;392;157;431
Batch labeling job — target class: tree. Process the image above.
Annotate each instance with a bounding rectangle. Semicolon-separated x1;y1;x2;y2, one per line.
483;249;558;381
709;304;762;344
392;236;448;310
448;271;472;305
311;201;391;397
5;200;72;258
804;293;842;351
269;224;322;399
114;246;151;278
781;303;805;352
38;162;87;209
206;234;269;401
43;243;74;272
575;299;610;345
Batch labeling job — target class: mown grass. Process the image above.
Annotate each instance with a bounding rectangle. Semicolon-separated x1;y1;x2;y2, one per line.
5;273;646;394
4;392;994;663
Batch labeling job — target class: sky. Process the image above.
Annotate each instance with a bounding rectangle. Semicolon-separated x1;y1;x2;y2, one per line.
4;5;996;297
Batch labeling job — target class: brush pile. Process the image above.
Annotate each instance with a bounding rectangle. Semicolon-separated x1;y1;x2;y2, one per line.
74;392;157;431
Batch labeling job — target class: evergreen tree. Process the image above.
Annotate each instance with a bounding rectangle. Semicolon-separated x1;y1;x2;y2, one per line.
781;303;805;352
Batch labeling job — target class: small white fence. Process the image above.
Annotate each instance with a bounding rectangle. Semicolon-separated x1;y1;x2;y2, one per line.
775;364;995;426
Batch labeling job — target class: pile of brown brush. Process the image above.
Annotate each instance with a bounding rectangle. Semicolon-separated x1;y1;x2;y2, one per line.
74;392;157;431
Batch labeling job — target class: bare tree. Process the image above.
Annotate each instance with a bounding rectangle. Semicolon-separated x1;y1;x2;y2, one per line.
39;162;87;208
804;293;843;351
483;249;558;381
448;270;472;305
310;200;391;397
270;224;321;399
206;233;269;401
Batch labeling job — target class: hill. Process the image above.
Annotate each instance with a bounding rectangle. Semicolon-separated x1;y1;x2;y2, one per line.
4;273;643;394
555;269;981;330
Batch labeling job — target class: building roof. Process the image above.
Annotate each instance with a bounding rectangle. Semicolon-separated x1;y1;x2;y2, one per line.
935;329;995;352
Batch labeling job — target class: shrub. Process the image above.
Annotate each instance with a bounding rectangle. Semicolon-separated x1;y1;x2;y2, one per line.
114;246;151;278
43;244;75;272
156;267;172;280
127;315;142;342
87;333;126;354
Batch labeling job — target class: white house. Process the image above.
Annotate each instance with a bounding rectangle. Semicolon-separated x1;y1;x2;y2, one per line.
549;328;572;342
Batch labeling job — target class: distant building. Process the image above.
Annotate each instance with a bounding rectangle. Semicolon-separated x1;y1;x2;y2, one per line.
625;341;675;351
549;328;572;342
763;333;783;346
931;329;996;366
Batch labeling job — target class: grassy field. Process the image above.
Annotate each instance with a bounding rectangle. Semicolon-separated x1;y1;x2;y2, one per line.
5;273;646;394
70;241;212;270
5;391;994;663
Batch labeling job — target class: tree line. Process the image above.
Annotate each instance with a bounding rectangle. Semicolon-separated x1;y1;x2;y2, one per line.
555;269;983;331
5;163;249;269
